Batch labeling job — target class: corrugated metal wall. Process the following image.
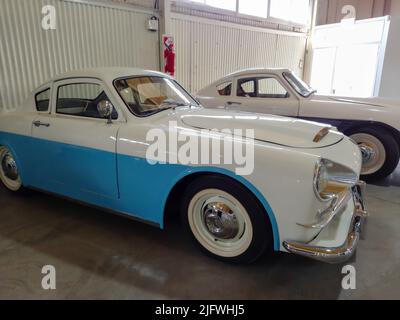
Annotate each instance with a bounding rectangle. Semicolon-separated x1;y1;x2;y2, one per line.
0;0;159;112
170;14;307;93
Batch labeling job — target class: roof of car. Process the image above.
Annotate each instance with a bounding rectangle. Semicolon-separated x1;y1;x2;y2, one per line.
49;67;172;83
198;68;292;90
195;68;294;95
223;68;292;78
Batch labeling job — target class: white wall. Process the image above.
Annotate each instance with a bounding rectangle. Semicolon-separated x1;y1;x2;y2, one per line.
171;14;307;94
379;16;400;98
0;0;159;112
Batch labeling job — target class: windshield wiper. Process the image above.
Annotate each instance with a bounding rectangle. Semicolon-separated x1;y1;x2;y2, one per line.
159;99;190;110
304;89;317;97
145;100;191;116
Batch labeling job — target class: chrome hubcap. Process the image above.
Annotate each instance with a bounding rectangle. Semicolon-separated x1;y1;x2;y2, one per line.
202;202;239;240
1;152;18;181
359;144;376;164
351;133;386;175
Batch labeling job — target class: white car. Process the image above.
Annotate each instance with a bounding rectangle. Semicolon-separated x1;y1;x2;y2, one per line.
0;68;366;263
197;68;400;181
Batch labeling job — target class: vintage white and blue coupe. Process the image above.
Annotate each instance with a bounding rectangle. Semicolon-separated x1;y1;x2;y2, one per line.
197;68;400;182
0;68;367;263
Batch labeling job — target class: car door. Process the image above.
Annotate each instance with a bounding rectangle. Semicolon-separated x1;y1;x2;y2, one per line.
225;75;299;117
31;78;121;201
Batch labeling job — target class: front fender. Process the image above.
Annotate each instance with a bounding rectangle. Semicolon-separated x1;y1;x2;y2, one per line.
165;166;280;250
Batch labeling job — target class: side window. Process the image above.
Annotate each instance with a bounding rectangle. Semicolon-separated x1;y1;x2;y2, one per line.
257;77;289;98
35;88;51;112
237;78;256;97
216;82;232;96
56;83;118;119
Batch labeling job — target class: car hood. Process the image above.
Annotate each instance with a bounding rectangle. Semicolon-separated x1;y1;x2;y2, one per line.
179;109;343;148
313;95;400;109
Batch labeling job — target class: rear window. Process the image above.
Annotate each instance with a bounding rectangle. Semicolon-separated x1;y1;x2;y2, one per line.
216;82;232;96
35;88;51;112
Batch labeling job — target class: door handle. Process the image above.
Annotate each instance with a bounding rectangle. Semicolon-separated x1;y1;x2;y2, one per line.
33;121;50;127
226;101;242;105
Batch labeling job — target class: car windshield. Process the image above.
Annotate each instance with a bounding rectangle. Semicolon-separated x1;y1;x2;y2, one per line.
114;76;199;116
282;71;316;98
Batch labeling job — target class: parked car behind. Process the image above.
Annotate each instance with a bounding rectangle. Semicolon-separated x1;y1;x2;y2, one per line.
197;68;400;181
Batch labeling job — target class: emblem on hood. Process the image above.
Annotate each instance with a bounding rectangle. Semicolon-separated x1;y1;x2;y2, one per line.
313;127;330;143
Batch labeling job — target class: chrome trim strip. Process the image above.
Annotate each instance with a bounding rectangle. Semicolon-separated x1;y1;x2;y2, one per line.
313;158;359;202
312;158;331;202
283;181;367;264
329;97;384;108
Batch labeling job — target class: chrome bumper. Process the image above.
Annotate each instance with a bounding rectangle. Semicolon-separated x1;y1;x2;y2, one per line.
283;181;368;263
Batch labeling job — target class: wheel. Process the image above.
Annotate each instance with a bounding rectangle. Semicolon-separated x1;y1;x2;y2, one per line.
0;146;23;192
349;127;400;182
181;175;273;264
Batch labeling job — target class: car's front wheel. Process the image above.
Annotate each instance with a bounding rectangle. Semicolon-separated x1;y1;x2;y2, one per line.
0;146;23;192
349;127;400;182
181;175;273;264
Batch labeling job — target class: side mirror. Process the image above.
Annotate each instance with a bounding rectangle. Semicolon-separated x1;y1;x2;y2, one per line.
97;100;114;123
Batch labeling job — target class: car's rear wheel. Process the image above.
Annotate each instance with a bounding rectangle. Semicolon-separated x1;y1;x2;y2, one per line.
349;128;400;182
181;175;273;264
0;146;23;192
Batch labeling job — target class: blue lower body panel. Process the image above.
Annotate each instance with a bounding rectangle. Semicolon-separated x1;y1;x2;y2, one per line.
0;131;280;250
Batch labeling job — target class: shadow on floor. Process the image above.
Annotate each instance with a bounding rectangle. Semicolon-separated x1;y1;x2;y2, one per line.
0;185;348;299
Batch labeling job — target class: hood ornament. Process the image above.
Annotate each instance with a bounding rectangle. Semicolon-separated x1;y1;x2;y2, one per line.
313;127;330;143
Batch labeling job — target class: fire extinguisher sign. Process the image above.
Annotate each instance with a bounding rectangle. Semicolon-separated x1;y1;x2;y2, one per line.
163;35;175;77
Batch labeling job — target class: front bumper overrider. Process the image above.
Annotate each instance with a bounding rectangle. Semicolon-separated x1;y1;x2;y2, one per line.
283;181;368;263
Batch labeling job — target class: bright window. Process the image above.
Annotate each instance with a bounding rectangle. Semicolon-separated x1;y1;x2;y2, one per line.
239;0;268;18
184;0;310;25
310;19;388;97
270;0;310;25
205;0;236;11
258;78;288;98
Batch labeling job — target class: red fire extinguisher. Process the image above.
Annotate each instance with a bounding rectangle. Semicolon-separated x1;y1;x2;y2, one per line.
163;38;175;77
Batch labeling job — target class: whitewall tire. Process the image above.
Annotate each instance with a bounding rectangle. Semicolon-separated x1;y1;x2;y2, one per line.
181;175;273;263
349;127;400;182
188;189;253;258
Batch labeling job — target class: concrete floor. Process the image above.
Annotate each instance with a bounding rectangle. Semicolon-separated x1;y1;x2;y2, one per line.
0;170;399;300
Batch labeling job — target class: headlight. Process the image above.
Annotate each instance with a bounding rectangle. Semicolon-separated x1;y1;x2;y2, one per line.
314;158;358;201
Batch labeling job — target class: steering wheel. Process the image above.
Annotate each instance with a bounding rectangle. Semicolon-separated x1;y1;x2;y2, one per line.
82;101;90;114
